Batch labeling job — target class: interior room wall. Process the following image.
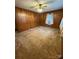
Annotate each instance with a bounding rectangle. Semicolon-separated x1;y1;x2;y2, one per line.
39;9;63;28
15;7;40;31
15;7;63;32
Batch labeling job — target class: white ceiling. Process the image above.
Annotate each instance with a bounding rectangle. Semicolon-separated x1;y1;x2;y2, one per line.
15;0;63;13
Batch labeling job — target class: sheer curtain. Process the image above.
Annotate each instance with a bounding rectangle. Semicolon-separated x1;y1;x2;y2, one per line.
60;18;63;37
45;13;54;25
60;18;63;29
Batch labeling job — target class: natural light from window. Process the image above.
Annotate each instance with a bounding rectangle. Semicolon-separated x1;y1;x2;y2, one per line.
45;13;54;25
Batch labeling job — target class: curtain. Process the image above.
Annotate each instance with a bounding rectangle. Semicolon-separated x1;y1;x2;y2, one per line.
60;18;63;29
60;18;63;37
45;13;54;25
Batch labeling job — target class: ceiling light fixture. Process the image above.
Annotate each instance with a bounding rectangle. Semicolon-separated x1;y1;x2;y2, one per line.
37;8;43;13
37;4;43;13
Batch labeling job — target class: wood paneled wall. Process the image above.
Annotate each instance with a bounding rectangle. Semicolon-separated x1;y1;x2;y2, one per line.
15;7;40;31
39;9;63;28
15;7;63;32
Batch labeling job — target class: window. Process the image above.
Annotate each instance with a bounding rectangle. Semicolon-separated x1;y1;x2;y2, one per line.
45;13;54;25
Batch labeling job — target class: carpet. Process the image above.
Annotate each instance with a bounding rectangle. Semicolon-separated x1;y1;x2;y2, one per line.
15;26;62;59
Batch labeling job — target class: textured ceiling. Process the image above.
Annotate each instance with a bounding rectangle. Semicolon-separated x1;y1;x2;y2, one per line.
15;0;63;13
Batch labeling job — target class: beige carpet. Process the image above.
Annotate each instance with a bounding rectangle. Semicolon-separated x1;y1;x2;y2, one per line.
15;26;62;59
